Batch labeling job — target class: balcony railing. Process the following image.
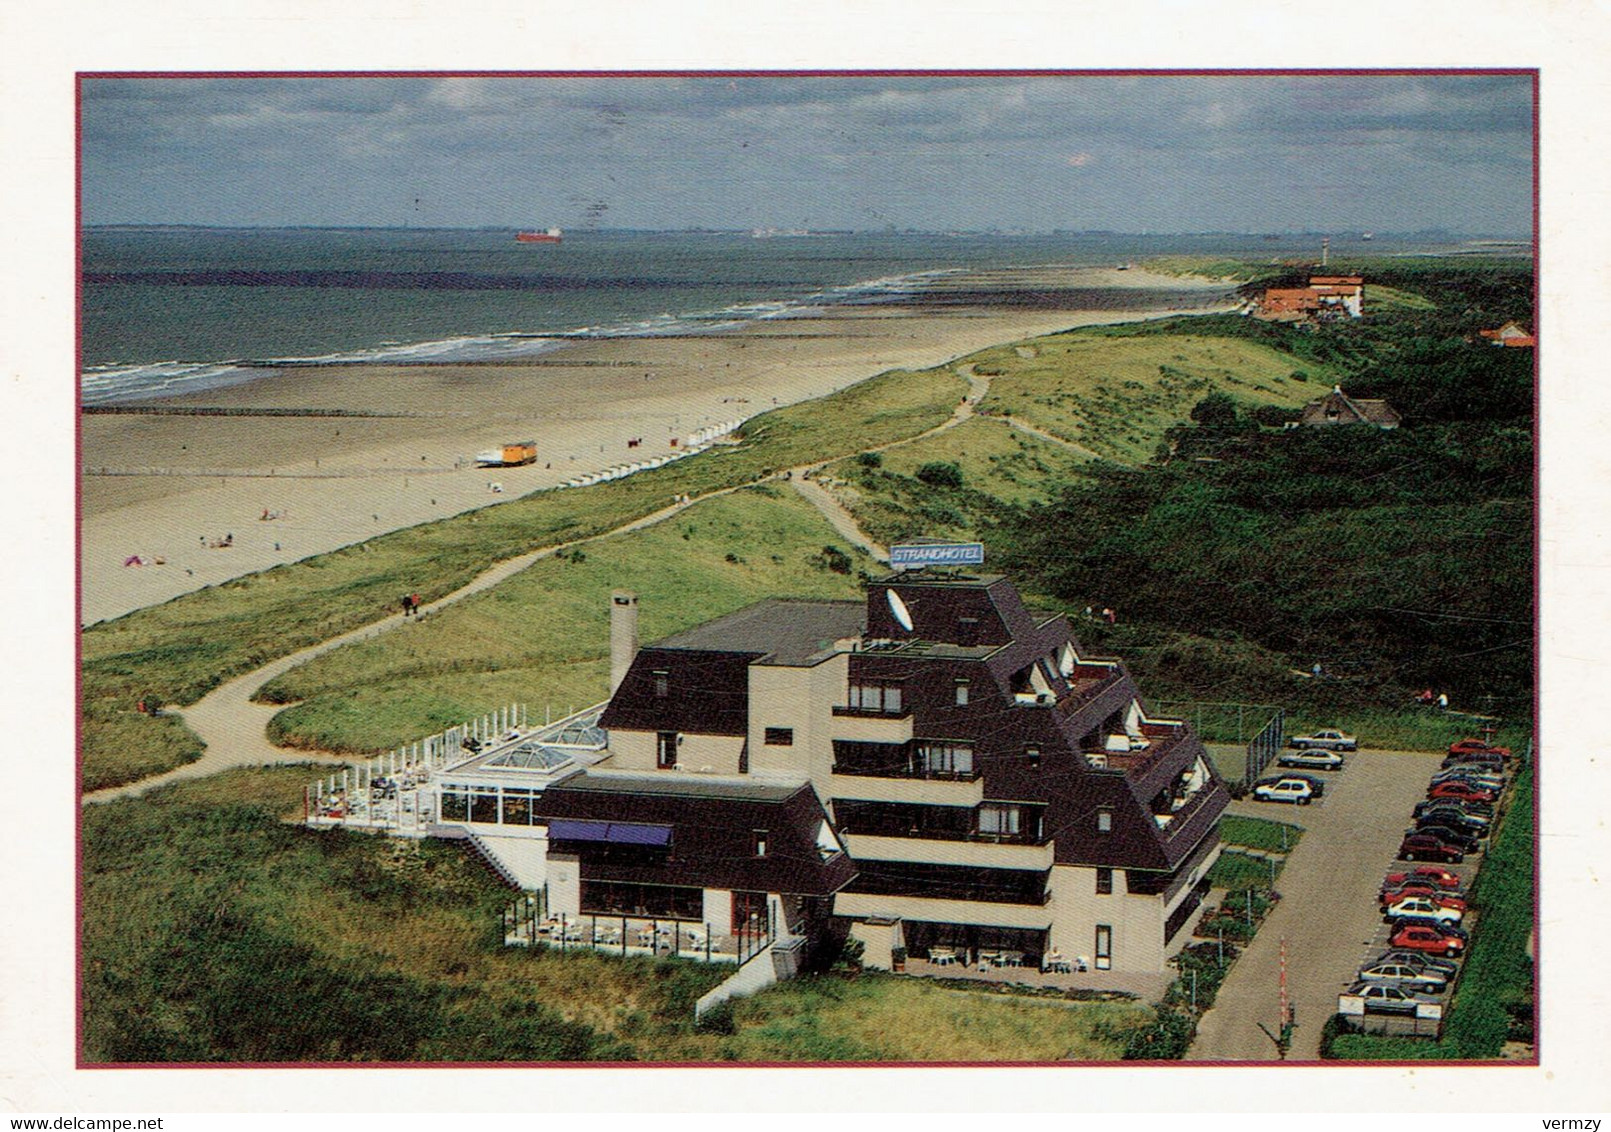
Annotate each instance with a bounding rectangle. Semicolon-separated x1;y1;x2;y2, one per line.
831;705;912;719
831;762;980;783
838;821;1041;846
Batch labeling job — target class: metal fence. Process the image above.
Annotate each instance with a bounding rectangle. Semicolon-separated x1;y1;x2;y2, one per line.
1154;699;1285;785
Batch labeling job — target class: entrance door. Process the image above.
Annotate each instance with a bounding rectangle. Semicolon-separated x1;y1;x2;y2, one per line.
1095;924;1113;970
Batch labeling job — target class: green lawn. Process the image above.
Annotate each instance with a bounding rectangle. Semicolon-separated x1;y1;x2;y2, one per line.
1219;815;1302;854
260;486;876;752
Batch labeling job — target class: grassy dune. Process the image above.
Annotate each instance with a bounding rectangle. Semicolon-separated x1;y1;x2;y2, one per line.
813;416;1096;546
721;975;1147;1061
82;766;1144;1063
81;365;964;790
259;486;876;753
973;333;1325;463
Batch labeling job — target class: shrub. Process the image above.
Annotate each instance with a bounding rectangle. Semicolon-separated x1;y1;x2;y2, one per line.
1122;1006;1196;1059
694;1000;737;1035
915;461;965;489
856;451;882;468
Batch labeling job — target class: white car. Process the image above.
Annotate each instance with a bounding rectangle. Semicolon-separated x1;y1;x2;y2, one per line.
1383;896;1463;925
1278;748;1345;771
1288;728;1358;751
1252;778;1315;805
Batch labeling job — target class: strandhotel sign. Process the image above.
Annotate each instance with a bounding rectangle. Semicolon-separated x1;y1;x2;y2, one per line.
889;541;986;568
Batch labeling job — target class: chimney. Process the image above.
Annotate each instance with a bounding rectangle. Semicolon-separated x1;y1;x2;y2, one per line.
610;590;639;695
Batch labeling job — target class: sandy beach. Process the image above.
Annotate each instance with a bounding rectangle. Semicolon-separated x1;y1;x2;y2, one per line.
81;267;1234;624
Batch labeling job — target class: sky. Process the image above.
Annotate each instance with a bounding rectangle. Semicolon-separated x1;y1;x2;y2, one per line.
80;73;1534;234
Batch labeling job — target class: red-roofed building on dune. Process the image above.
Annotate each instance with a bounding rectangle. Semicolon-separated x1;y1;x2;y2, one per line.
1478;321;1536;348
1254;276;1364;323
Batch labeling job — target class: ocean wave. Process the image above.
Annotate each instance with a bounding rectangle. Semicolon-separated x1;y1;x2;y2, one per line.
79;265;975;404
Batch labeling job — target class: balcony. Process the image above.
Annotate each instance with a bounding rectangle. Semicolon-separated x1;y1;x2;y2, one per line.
842;831;1055;871
828;771;985;807
834;890;1053;931
830;706;914;745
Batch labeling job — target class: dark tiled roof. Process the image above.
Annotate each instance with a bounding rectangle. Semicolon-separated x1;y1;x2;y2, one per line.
653;598;864;666
599;648;758;736
536;775;857;897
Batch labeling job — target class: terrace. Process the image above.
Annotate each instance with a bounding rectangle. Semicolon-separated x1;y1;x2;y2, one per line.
501;896;777;967
304;702;608;832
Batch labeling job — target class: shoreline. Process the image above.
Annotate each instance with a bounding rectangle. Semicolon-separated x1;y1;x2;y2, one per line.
81;267;1235;625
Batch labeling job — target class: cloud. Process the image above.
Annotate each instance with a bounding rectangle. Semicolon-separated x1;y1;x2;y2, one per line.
78;73;1533;233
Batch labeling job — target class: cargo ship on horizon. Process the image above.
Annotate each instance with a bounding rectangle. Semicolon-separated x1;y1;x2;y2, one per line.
515;227;563;244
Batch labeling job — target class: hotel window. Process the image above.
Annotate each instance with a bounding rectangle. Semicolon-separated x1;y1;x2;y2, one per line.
917;741;974;777
470;786;500;824
753;830;769;857
954;678;970;706
849;681;903;713
1097;808;1112;833
501;788;533;826
978;802;1021;836
1095;924;1113;970
1026;746;1041;769
657;731;679;769
439;788;469;823
1096;867;1113;895
764;727;794;746
653;669;669;698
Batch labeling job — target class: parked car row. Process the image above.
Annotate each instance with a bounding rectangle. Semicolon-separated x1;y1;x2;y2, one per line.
1343;738;1512;1020
1253;726;1356;805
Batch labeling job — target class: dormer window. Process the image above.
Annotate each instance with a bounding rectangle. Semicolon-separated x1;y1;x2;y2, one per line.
653;670;669;698
954;678;970;706
957;617;979;646
1097;808;1113;833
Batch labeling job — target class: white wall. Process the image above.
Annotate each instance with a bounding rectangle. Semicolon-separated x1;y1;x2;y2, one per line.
1046;863;1166;973
472;828;550;890
747;653;847;790
547;852;581;918
702;888;733;934
604;729;747;774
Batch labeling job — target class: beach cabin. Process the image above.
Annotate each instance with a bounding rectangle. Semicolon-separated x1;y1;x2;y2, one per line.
475;440;539;467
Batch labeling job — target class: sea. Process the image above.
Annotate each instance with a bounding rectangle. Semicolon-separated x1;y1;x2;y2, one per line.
80;227;1462;405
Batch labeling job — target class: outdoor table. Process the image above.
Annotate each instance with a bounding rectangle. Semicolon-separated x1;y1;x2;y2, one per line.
929;947;957;966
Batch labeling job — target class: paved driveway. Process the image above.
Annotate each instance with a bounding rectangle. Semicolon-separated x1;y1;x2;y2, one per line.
1187;747;1452;1061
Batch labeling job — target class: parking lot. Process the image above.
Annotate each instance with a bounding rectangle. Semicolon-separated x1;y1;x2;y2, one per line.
1186;746;1456;1061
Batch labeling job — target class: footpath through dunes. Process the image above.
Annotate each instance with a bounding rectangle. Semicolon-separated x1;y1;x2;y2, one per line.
83;398;950;802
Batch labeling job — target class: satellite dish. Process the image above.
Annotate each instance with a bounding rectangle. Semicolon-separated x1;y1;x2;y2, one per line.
887;588;914;632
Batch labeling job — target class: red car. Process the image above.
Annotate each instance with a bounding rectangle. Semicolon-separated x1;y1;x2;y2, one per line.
1428;780;1498;804
1449;737;1512;760
1379;884;1468;912
1398;832;1464;863
1391;922;1466;958
1384;865;1463;890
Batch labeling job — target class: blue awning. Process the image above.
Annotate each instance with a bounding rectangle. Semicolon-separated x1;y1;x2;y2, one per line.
548;819;673;847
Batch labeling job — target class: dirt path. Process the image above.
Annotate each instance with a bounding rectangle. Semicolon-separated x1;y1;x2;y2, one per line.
86;363;1006;805
789;476;889;563
989;414;1104;461
81;478;783;805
